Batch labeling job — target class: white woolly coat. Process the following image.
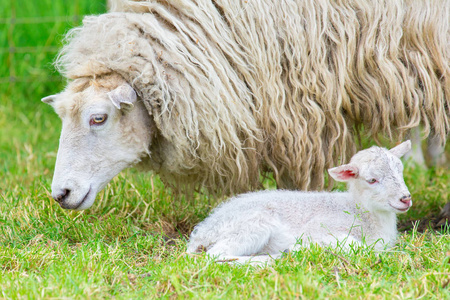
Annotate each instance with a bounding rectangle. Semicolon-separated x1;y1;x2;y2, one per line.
55;0;449;193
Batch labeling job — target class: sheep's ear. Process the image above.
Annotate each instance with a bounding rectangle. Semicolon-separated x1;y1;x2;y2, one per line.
41;94;59;107
328;164;359;182
389;140;412;158
107;83;137;111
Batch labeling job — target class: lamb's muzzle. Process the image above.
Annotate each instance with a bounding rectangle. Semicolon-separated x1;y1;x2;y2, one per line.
399;194;412;208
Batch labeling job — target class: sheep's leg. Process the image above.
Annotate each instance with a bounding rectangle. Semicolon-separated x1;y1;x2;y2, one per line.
404;128;447;167
404;127;426;167
427;135;447;167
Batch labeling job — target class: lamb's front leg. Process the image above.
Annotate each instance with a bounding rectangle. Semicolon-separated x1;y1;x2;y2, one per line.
287;233;363;252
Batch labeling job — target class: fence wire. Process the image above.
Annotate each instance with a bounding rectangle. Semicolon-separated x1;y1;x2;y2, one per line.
1;0;105;85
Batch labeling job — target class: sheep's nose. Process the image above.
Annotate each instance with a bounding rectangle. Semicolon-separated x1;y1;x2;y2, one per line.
400;194;412;206
53;189;70;203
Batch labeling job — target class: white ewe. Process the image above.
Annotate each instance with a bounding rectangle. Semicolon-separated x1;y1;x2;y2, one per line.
187;141;412;263
42;0;449;210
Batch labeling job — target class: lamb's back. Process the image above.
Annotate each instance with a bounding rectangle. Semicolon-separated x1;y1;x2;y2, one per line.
208;190;357;230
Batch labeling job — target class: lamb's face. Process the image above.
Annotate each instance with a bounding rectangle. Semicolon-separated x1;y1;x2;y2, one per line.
329;141;412;214
42;81;152;210
350;149;412;213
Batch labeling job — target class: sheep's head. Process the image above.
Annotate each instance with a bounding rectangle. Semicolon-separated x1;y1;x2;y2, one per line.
328;141;412;213
42;77;152;210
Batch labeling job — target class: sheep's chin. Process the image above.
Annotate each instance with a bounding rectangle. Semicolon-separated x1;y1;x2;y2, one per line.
73;188;97;210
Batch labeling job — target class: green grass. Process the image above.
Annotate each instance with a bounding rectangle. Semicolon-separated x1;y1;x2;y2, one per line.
1;1;449;299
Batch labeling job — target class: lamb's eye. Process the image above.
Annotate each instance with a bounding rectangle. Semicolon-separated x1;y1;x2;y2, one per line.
367;178;378;184
90;114;108;126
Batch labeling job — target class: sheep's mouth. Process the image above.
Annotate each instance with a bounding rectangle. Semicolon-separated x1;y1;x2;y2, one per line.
74;188;92;210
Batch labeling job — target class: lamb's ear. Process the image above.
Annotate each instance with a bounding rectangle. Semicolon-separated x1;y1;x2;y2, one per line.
41;94;59;107
389;140;412;158
328;164;359;182
107;83;137;111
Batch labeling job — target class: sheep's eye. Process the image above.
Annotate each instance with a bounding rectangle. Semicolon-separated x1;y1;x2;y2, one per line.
367;178;378;184
90;114;108;126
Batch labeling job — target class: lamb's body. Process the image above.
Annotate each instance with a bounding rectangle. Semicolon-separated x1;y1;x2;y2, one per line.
188;191;396;255
187;142;413;262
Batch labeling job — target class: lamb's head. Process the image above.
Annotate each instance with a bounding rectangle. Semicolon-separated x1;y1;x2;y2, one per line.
328;141;412;213
42;76;152;210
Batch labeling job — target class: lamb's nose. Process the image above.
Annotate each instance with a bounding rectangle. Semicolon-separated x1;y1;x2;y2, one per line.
400;194;412;206
53;189;70;203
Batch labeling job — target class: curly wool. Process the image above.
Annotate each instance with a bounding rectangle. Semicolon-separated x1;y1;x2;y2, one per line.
55;0;449;193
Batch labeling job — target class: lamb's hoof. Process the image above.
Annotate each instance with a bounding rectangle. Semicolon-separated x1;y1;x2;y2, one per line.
281;249;290;258
195;245;207;253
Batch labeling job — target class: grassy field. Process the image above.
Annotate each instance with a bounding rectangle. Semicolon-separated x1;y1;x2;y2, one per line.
1;1;449;299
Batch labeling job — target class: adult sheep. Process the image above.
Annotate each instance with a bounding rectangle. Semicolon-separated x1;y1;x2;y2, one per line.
42;0;449;210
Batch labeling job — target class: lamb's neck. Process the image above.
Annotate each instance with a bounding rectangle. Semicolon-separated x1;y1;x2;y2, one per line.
360;206;398;247
347;187;398;247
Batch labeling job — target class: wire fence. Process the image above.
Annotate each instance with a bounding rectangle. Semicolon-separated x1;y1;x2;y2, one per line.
0;0;106;86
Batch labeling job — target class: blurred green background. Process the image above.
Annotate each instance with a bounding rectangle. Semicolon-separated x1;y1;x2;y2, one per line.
0;0;107;184
1;0;106;98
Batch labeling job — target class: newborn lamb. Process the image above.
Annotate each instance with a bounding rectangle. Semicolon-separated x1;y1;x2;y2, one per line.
187;141;412;263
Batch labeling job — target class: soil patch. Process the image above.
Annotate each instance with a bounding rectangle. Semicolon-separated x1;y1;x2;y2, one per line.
398;202;450;232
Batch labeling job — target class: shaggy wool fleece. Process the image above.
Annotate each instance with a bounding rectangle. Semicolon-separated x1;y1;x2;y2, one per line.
55;0;449;193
